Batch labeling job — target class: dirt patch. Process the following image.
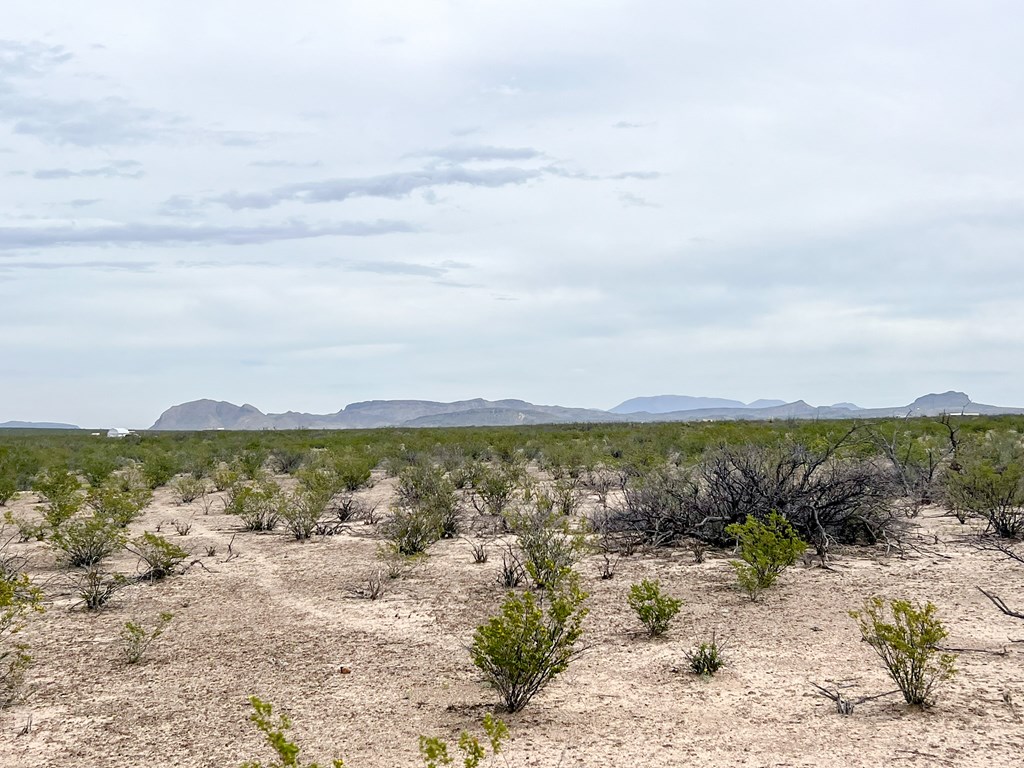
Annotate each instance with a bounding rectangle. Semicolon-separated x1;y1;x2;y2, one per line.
2;482;1023;767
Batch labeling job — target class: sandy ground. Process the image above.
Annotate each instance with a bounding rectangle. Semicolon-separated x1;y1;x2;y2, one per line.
1;473;1023;768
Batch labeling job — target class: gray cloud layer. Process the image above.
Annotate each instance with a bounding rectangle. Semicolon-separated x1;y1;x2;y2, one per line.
2;4;1023;426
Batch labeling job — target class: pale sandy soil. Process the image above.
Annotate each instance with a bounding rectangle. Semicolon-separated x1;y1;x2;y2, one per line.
1;474;1023;768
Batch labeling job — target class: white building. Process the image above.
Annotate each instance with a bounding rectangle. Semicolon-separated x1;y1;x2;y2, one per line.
107;427;132;438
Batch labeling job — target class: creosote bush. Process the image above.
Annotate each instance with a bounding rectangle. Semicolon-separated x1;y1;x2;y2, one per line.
241;695;345;768
1;562;43;706
226;480;283;532
121;612;173;664
627;579;682;637
509;506;588;591
944;437;1024;538
128;532;189;580
684;633;726;676
850;597;957;707
419;714;508;768
470;574;588;712
50;514;127;568
725;511;806;600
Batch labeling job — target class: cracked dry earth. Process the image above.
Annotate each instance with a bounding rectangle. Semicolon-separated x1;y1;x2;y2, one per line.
1;475;1023;768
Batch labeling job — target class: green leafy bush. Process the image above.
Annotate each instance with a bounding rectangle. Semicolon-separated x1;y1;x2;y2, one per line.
470;575;588;712
627;579;682;637
121;612;173;664
142;451;180;489
34;468;84;531
725;511;806;600
419;714;508;768
510;507;588;590
944;439;1024;537
77;567;129;611
850;597;957;707
684;633;726;676
1;565;43;706
226;481;283;532
241;695;345;768
128;532;189;580
281;486;330;541
87;484;151;527
172;474;207;505
50;514;128;568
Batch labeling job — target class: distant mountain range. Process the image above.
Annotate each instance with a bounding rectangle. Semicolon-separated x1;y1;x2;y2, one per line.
0;420;80;430
146;391;1023;430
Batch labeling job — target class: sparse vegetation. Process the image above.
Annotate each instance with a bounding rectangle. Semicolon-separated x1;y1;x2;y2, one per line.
850;597;957;707
470;574;589;712
725;511;807;600
128;532;189;580
627;579;682;637
121;612;174;664
684;633;726;676
241;695;345;768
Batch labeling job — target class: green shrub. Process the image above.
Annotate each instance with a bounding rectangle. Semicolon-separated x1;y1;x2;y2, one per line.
128;532;189;580
627;579;682;637
850;597;957;707
944;440;1024;537
226;481;283;532
281;487;330;541
419;714;508;768
470;575;588;712
684;633;726;676
396;464;460;538
0;565;43;706
87;484;151;527
241;695;345;768
34;468;84;530
509;507;588;590
213;463;240;492
50;514;128;568
237;448;268;480
172;475;207;505
121;612;173;664
0;474;17;507
77;567;129;611
725;511;806;600
142;452;180;489
385;507;443;556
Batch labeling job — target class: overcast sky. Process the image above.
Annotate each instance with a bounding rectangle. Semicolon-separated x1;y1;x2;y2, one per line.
2;1;1022;427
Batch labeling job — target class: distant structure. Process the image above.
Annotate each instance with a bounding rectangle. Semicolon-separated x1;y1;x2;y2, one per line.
106;427;132;438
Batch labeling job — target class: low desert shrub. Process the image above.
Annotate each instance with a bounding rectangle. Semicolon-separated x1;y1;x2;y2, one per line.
944;439;1024;538
77;567;129;611
510;507;588;590
241;695;345;768
385;506;446;556
627;579;682;637
419;714;508;768
850;597;957;707
121;612;173;664
87;484;151;527
34;468;83;531
470;575;589;712
128;532;188;580
281;487;330;541
142;452;180;489
1;565;43;706
50;514;127;568
172;475;207;505
684;633;726;676
226;481;283;532
212;463;240;492
236;448;268;480
725;511;806;600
